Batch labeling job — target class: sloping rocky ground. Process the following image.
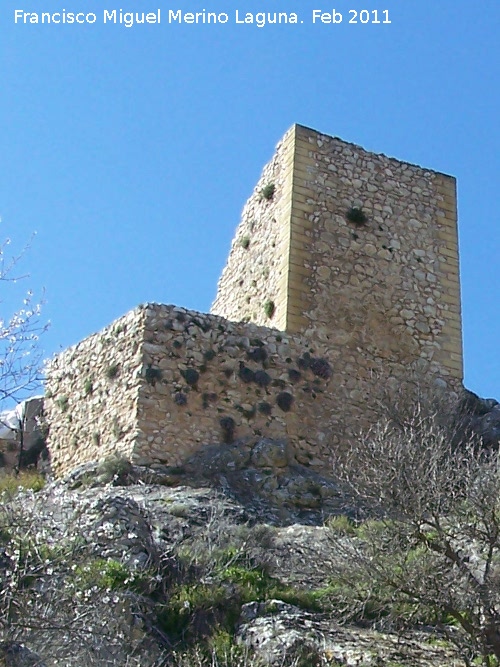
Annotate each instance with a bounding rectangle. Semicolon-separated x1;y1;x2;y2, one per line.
0;445;464;667
2;387;499;666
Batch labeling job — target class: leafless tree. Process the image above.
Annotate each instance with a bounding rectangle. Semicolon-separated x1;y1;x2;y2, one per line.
330;389;500;666
0;485;171;666
0;229;49;472
0;231;48;408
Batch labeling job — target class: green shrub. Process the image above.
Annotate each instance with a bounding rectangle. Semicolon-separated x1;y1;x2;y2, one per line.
145;366;162;385
208;630;244;663
56;395;69;412
170;642;254;667
112;417;124;440
168;503;190;518
326;515;358;536
99;559;130;589
263;300;275;319
204;349;216;362
355;518;392;540
267;585;326;613
261;183;275;201
219;565;270;600
157;582;240;641
181;368;200;386
72;557;153;595
95;455;133;484
105;363;120;379
472;657;500;667
239;236;250;250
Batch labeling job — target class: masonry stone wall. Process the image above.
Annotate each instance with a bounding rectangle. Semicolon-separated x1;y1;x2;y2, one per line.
45;308;145;476
211;127;295;331
135;304;354;468
289;125;462;379
47;303;373;477
46;124;463;477
212;124;462;384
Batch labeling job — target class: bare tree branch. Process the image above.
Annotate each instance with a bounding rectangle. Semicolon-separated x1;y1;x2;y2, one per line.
329;386;500;665
0;229;49;408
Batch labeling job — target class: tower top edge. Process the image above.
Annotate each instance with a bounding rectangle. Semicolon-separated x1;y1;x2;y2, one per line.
283;123;456;181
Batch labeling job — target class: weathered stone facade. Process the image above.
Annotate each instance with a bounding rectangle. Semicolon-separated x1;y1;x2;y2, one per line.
46;304;353;476
212;124;462;380
45;125;463;477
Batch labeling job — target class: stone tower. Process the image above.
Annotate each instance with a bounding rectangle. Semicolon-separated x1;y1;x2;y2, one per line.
46;124;463;478
212;124;463;385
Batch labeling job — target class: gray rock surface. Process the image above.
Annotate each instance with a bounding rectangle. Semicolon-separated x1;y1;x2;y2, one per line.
0;461;464;666
237;601;461;666
459;391;500;447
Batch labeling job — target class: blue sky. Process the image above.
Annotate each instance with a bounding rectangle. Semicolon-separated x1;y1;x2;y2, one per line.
1;0;499;399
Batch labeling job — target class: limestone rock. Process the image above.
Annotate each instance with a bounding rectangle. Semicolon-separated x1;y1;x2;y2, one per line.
236;601;461;666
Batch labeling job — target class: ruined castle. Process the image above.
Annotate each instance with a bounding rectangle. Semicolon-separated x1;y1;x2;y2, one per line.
45;124;463;477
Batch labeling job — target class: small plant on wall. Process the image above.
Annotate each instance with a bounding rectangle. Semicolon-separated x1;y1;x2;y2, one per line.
56;395;69;412
239;236;251;250
346;207;368;227
261;183;276;201
263;300;275;319
106;363;120;379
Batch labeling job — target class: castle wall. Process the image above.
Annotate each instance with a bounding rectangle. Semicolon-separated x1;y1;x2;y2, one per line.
133;304;350;468
287;125;462;383
47;303;379;477
212;124;462;384
45;125;464;477
211;127;295;331
45;308;145;477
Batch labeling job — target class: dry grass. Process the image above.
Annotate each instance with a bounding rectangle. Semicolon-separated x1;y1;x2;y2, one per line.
0;470;45;497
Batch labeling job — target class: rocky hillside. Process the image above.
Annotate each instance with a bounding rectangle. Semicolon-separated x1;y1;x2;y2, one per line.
2;388;500;666
0;441;466;667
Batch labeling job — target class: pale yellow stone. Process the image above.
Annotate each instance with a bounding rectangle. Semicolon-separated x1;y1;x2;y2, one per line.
48;126;464;479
